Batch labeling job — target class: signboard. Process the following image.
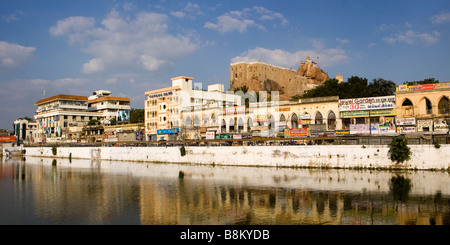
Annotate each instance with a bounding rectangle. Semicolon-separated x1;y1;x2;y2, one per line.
434;119;448;131
277;107;290;112
407;84;435;92
148;90;174;99
116;110;130;122
339;109;395;118
0;136;16;143
336;130;350;135
216;134;232;139
350;124;370;134
396;118;415;126
206;131;215;140
254;114;268;122
225;106;245;114
370;124;380;134
379;124;396;134
233;134;242;139
417;119;433;131
339;96;395;112
284;128;310;137
118;132;136;141
157;128;180;135
398;85;408;92
399;126;416;134
398;84;436;92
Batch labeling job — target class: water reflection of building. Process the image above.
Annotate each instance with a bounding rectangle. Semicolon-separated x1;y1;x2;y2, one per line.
7;158;450;225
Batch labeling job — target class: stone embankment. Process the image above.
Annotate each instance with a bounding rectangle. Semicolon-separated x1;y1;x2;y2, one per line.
23;145;450;171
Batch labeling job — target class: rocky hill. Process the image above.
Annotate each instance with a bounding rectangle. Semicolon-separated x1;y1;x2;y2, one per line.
230;58;329;101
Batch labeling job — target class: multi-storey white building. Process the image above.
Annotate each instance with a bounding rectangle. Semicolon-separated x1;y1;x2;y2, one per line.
144;76;242;141
88;90;131;124
34;91;131;143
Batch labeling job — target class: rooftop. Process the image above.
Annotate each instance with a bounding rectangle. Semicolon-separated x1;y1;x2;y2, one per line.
35;94;88;106
88;96;130;103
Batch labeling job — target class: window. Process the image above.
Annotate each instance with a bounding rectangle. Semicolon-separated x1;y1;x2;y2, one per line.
291;113;298;128
425;98;432;114
327;111;336;130
438;97;449;114
315;112;323;125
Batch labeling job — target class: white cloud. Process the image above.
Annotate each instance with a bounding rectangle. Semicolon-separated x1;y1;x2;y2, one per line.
82;58;104;74
171;3;203;19
205;6;288;34
336;38;350;45
171;11;186;18
205;15;260;33
430;11;450;24
231;46;349;69
0;41;36;74
383;30;440;46
49;16;95;43
50;9;199;74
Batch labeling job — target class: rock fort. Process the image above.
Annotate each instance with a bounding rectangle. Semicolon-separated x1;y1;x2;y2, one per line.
230;56;330;100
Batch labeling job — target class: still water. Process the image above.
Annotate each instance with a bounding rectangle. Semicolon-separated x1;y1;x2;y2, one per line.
0;156;449;225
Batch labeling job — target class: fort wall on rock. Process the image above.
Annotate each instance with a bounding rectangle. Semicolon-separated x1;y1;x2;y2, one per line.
230;59;330;100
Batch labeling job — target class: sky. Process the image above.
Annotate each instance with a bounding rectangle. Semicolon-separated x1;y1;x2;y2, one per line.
1;0;450;131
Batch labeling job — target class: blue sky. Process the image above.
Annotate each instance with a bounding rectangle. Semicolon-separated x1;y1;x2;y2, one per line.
1;0;450;130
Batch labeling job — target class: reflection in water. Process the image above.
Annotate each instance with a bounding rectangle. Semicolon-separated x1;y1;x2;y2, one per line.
389;175;412;202
0;156;449;225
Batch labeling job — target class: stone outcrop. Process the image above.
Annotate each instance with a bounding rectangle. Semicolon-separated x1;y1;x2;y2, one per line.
297;60;329;83
230;57;329;101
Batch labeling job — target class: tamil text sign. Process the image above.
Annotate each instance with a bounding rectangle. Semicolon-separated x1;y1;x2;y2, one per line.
339;96;395;112
284;128;310;137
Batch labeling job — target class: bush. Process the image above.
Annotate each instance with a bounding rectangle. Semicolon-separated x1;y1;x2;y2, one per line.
388;136;411;164
433;140;441;149
180;145;186;156
52;145;57;156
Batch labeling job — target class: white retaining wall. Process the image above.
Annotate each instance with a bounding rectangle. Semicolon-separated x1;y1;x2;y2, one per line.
24;144;450;170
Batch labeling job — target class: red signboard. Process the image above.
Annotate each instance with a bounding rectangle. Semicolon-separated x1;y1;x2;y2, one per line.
0;136;16;143
285;128;310;137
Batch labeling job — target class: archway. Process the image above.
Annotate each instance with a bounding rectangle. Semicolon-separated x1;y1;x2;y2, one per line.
185;116;191;127
247;117;253;132
238;118;244;133
438;96;449;114
425;98;432;114
193;115;200;127
315;112;323;125
401;98;414;116
221;119;226;132
229;118;235;132
291;113;298;128
327;111;336;130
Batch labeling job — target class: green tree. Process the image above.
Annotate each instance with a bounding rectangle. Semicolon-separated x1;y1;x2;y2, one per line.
404;77;439;85
130;108;145;123
388;136;411;164
367;78;396;97
87;119;99;125
292;76;396;100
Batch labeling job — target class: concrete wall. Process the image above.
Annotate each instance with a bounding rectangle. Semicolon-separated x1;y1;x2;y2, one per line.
24;144;450;170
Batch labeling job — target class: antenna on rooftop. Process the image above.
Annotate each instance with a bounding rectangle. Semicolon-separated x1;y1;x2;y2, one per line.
43;90;46;98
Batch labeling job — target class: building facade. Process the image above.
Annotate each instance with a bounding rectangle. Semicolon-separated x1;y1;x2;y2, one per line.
339;95;397;135
395;82;450;135
34;91;131;143
144;76;242;141
13;118;37;143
